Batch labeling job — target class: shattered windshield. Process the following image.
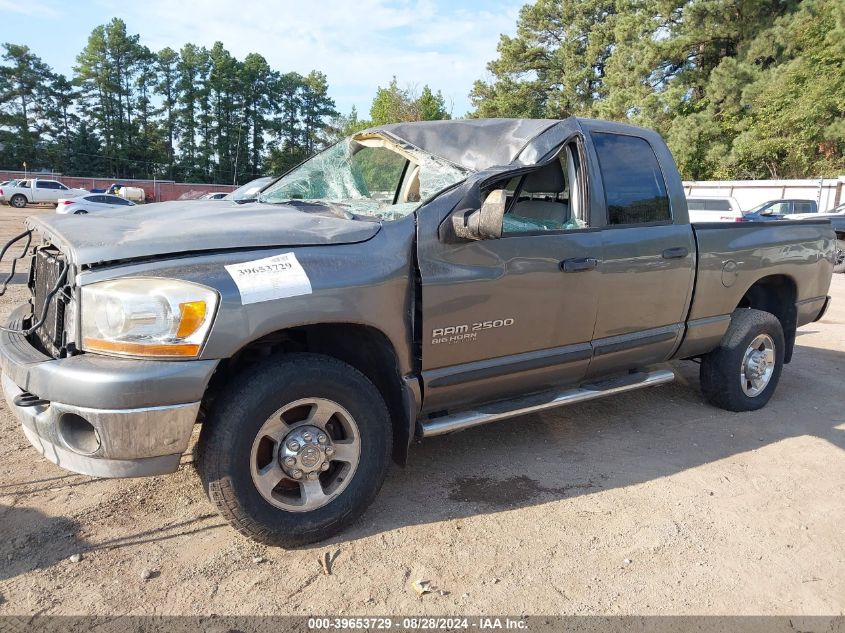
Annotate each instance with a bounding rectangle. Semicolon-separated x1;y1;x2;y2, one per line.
258;134;470;221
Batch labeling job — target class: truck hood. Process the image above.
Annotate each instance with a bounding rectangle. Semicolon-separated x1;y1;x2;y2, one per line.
26;200;381;266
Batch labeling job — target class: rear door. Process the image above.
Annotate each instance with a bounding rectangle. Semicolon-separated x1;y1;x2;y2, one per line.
581;125;696;377
32;180;48;203
34;180;62;203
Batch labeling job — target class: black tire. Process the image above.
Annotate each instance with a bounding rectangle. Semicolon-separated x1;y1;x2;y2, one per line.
10;194;26;209
74;210;88;215
700;309;785;412
197;353;392;547
834;238;845;274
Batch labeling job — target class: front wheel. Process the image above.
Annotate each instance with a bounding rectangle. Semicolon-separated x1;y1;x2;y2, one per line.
197;353;392;547
700;309;785;412
834;238;845;274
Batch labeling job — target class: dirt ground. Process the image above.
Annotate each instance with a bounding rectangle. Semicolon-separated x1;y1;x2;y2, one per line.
0;205;843;617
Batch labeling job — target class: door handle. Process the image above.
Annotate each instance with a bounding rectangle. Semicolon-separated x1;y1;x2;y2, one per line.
662;247;689;259
561;257;598;272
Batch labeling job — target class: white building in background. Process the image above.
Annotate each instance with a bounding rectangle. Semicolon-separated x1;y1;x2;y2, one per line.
684;176;845;212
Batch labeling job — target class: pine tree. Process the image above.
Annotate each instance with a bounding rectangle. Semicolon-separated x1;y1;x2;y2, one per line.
175;43;209;180
75;18;155;177
300;71;337;154
0;43;56;168
240;53;274;179
155;47;179;178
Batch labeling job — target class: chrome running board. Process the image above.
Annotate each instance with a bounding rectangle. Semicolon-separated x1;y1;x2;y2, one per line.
419;368;675;438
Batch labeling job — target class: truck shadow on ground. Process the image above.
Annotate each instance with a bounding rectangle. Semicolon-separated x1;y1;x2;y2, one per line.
2;345;842;559
0;505;87;582
330;351;845;546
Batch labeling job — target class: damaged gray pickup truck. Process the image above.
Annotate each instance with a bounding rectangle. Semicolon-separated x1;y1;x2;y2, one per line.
1;118;835;546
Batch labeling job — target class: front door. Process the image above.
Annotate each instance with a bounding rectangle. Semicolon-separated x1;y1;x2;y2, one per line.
418;140;602;412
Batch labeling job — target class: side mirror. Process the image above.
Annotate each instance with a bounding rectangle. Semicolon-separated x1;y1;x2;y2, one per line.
451;189;506;241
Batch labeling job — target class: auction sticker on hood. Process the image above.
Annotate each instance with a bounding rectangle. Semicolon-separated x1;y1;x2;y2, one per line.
225;252;312;305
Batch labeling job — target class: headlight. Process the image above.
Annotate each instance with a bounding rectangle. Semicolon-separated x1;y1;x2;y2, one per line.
80;278;219;358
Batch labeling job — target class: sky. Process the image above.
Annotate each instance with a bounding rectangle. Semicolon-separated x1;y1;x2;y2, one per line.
0;0;525;117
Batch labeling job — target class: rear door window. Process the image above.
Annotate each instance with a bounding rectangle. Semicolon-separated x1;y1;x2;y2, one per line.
705;199;731;211
687;199;731;211
592;133;671;225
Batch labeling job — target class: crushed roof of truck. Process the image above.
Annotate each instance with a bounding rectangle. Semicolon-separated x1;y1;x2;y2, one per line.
364;119;560;172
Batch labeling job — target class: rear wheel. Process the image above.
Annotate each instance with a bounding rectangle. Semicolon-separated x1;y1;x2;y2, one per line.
10;195;26;209
73;210;88;215
700;309;785;412
834;238;845;274
197;353;392;547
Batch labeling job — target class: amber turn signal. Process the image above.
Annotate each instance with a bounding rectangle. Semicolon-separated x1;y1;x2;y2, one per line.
176;300;208;338
82;338;201;357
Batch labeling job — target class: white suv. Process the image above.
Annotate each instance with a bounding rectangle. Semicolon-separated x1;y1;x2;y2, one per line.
686;196;744;223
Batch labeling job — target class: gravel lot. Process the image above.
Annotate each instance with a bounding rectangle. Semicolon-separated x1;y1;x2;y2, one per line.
0;205;843;616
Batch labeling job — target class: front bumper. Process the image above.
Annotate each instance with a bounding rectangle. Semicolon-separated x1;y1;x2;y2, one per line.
1;305;218;478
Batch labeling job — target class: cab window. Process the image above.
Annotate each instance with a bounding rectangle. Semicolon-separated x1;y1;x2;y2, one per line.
501;143;588;234
767;201;791;215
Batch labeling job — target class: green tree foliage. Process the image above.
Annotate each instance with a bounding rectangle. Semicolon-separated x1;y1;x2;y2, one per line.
174;43;208;180
472;0;845;179
0;20;341;183
154;46;179;177
0;43;57;168
74;18;154;177
326;105;371;143
240;52;273;179
719;0;845;178
417;85;451;121
301;71;337;154
369;76;451;125
263;70;339;177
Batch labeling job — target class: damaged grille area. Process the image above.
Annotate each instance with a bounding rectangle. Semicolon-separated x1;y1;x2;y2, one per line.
27;247;69;357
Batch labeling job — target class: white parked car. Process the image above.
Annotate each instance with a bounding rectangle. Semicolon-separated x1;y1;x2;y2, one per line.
0;178;89;208
224;176;275;203
686;196;745;223
56;193;137;215
200;191;229;200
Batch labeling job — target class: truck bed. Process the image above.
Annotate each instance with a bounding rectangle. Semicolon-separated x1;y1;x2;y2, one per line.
675;218;835;360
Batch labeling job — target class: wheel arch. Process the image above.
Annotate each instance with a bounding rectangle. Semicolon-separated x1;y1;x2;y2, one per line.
735;274;798;363
204;322;417;466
